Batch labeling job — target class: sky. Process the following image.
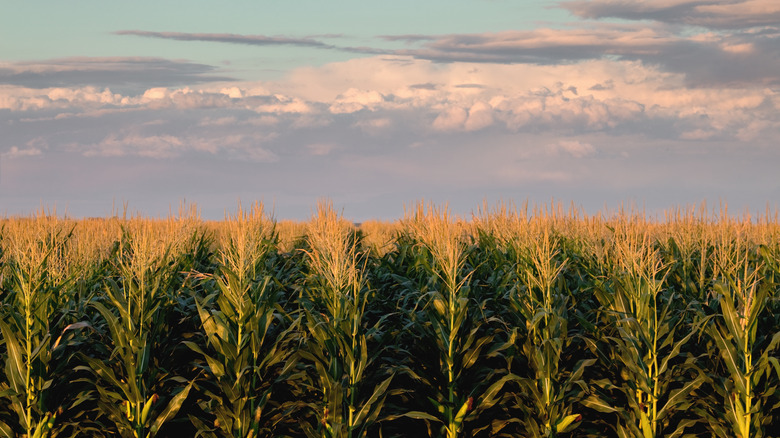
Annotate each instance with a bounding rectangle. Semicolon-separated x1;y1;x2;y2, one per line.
1;0;779;221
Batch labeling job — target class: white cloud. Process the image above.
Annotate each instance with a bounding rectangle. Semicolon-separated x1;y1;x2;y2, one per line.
47;86;122;104
329;88;386;113
432;106;468;131
464;101;494;131
2;55;778;150
353;117;392;134
254;95;314;114
289;115;332;129
735;119;777;141
219;86;244;98
75;132;278;161
547;140;596;158
248;115;280;126
3;145;42;158
142;87;169;101
240;146;278;162
680;129;717;140
81;134;185;158
0;86;125;111
307;143;337;155
198;116;238;126
720;42;755;54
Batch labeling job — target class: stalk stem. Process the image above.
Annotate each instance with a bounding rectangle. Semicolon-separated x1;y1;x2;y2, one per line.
25;281;34;437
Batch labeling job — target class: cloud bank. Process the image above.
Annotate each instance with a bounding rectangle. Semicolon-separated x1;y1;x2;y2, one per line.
0;58;233;92
561;0;780;29
3;55;777;160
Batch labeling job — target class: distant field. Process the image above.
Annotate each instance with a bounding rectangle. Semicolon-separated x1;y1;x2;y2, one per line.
1;201;778;437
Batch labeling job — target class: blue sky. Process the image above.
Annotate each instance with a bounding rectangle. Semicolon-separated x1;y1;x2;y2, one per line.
1;0;779;220
2;1;566;75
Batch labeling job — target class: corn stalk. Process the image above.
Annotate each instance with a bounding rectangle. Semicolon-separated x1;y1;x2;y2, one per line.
398;204;512;438
77;225;193;438
0;221;72;438
297;202;393;438
508;229;592;437
185;205;296;437
701;240;780;438
583;225;705;437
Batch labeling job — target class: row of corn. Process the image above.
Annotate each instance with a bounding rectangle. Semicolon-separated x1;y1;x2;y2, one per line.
0;202;778;437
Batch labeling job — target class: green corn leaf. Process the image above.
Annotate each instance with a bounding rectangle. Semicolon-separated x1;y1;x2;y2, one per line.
91;301;127;351
658;316;708;376
150;380;194;435
719;295;745;353
460;334;494;372
182;341;226;378
0;320;26;394
581;394;618;413
28;333;52;364
619;421;642;438
710;324;747;396
398;410;442;422
78;355;134;402
0;421;14;438
188;415;217;438
656;372;706;421
353;374;393;427
477;373;520;412
665;417;701;438
566;358;596;385
746;295;767;339
555;413;582;433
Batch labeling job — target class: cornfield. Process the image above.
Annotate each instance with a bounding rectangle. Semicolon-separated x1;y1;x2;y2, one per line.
1;201;779;437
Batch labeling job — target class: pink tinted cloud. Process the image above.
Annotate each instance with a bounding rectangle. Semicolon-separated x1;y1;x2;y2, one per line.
432;106;468;131
353;117;392;135
384;24;780;87
3;55;778;148
562;0;780;29
547;140;596;158
463;101;494;131
75;132;278;161
329;88;386;113
115;30;337;49
0;57;230;91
